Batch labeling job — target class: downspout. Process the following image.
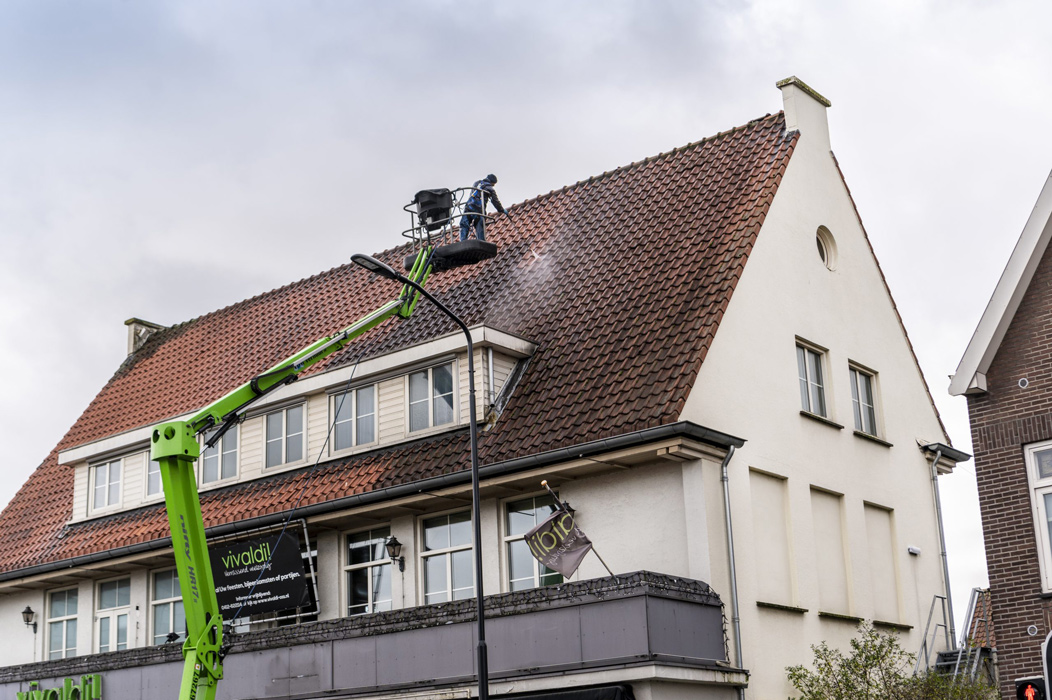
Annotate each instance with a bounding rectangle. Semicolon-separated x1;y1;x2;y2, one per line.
720;444;745;697
929;448;957;648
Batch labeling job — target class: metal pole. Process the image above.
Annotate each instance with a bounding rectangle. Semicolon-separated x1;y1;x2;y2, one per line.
929;449;957;648
719;445;745;700
386;271;489;700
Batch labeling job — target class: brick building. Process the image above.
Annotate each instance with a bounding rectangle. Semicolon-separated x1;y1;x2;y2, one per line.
0;78;963;700
951;171;1052;697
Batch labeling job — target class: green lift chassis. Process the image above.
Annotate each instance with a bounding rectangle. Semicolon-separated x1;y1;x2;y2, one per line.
149;249;434;700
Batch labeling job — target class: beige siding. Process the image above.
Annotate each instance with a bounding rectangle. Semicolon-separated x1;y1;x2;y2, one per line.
491;351;516;400
810;488;851;614
122;451;146;507
306;393;328;463
458;351;485;424
864;503;900;622
71;464;89;521
240;415;264;480
378;377;405;442
749;470;793;605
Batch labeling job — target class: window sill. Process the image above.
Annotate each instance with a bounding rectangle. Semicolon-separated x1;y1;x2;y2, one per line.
800;411;844;430
853;431;893;448
873;619;913;631
818;610;863;623
757;601;808;614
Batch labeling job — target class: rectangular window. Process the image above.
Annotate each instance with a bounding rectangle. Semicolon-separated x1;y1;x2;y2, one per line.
202;425;238;483
421;511;473;604
504;495;563;591
47;588;78;660
151;569;185;645
96;578;130;653
409;362;455;432
92;459;121;510
849;367;878;435
797;344;826;417
344;527;393;616
333;385;377;451
266;405;304;468
146;454;162;497
1026;444;1052;591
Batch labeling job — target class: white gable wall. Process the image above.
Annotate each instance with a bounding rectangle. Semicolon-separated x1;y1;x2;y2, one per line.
681;82;951;699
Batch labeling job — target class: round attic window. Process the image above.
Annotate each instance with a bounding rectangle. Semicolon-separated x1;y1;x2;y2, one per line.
816;226;837;270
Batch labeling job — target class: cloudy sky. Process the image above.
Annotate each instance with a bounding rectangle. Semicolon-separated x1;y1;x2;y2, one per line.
2;0;1050;632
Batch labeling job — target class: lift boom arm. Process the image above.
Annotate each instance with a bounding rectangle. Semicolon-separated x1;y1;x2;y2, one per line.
150;248;434;700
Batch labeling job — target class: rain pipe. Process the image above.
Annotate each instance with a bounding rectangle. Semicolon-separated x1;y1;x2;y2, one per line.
720;444;745;697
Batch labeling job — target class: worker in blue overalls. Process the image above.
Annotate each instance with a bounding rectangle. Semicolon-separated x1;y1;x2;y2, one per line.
459;174;508;242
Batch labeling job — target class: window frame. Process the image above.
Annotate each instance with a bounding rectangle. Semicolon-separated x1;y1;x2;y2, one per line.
407;361;457;434
201;424;239;485
502;493;565;592
796;341;828;418
848;363;880;437
265;403;306;469
47;587;79;660
90;457;123;512
342;526;394;617
150;568;185;646
1026;442;1052;592
95;576;131;653
144;451;163;501
419;509;474;605
331;383;379;454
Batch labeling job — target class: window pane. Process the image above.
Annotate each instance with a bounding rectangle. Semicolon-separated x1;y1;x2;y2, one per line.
67;588;78;614
434;364;453;395
357;413;375;445
348;568;369;615
49;622;63;658
1037;450;1052;480
117;579;130;607
424;516;450;551
266;439;283;468
51;590;66;618
94;464;106;491
334;420;353;451
808;351;825;416
451;549;473;600
797;346;810;411
540;567;563;586
409;371;428;403
409;401;429;432
108;478;120;507
66;620;77;655
221;449;237;480
287;406;303;437
117;614;128;650
154;570;173;599
202;453;219;483
267;412;283;441
334;393;353;425
507;499;538;535
357;386;375;416
508;540;535;587
372;563;392;611
448;511;471;547
286;432;303;463
148;459;161;495
174;601;185;639
100;581;117;610
153;604;170;644
424;555;448;603
434;393;454;426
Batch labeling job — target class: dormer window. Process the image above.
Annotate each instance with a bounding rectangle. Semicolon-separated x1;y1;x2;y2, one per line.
409;362;455;432
92;459;121;511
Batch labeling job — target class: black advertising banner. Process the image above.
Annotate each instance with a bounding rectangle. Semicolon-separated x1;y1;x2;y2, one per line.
524;508;593;578
209;531;311;618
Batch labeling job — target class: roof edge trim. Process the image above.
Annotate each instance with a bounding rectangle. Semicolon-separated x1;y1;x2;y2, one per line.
950;170;1052;396
0;421;743;583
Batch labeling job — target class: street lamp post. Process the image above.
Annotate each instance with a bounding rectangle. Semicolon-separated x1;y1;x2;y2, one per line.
351;254;489;700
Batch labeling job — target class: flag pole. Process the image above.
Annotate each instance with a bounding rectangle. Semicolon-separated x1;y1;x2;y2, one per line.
540;480;616;578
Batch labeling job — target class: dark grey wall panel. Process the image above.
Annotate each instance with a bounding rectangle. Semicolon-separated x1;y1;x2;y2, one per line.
487;606;584;673
580;598;650;662
646;596;725;661
331;636;378;690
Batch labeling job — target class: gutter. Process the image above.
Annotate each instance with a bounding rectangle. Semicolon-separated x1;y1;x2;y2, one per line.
718;445;745;699
0;421;744;584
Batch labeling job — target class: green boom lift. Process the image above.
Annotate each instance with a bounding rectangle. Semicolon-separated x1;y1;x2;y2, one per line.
151;184;498;700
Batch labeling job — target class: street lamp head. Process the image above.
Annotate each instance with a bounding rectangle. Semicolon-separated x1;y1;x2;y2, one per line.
351;254;401;282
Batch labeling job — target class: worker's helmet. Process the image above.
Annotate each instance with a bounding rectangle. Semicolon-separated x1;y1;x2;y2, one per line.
486;174;498;184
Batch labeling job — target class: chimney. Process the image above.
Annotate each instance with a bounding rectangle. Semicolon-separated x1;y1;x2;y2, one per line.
777;76;832;152
125;318;166;355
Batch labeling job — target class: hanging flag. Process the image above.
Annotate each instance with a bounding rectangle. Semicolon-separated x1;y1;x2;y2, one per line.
524;507;593;578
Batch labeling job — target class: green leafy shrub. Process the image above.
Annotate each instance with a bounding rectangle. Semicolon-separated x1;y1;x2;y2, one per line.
786;622;996;700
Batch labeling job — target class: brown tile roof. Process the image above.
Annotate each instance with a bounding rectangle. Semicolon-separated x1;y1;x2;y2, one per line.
0;113;797;575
